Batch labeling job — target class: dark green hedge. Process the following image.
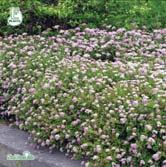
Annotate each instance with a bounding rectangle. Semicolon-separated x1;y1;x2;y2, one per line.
0;0;166;35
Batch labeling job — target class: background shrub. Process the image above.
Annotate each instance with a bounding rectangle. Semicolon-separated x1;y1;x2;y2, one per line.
0;0;166;35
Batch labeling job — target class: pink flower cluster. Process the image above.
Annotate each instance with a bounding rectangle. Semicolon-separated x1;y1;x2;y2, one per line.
0;27;166;167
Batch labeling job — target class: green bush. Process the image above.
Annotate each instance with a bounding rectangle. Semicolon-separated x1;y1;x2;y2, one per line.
69;0;166;29
0;0;166;35
0;0;72;35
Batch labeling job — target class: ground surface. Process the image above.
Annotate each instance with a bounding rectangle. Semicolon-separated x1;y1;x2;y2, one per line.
0;125;81;167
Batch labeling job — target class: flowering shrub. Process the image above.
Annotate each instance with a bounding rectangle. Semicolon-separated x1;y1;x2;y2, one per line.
0;28;166;167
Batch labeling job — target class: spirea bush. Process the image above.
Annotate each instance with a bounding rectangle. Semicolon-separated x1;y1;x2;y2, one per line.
0;27;166;166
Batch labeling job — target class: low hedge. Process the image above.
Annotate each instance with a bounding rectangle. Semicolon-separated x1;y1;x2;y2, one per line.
0;28;166;166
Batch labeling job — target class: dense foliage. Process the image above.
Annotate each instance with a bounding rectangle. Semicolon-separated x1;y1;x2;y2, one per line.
0;27;166;166
0;1;166;166
0;0;166;35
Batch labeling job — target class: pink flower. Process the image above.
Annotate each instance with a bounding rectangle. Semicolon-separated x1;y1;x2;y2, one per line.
83;127;89;134
43;83;50;89
0;96;5;105
28;88;36;94
106;156;112;161
72;120;78;126
132;100;138;106
131;143;137;150
140;160;145;166
130;143;137;155
9;62;16;69
152;152;161;161
59;112;65;117
77;138;81;144
55;134;60;140
72;97;78;103
95;145;102;153
27;51;33;56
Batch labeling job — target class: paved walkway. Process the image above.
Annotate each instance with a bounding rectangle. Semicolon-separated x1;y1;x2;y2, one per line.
0;124;81;167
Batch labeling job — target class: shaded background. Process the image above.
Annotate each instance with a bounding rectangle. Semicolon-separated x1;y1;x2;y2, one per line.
0;0;166;35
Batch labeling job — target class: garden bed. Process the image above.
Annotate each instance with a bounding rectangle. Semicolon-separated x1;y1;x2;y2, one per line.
0;27;166;167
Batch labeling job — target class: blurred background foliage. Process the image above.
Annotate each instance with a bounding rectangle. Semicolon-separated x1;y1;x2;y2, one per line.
0;0;166;35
